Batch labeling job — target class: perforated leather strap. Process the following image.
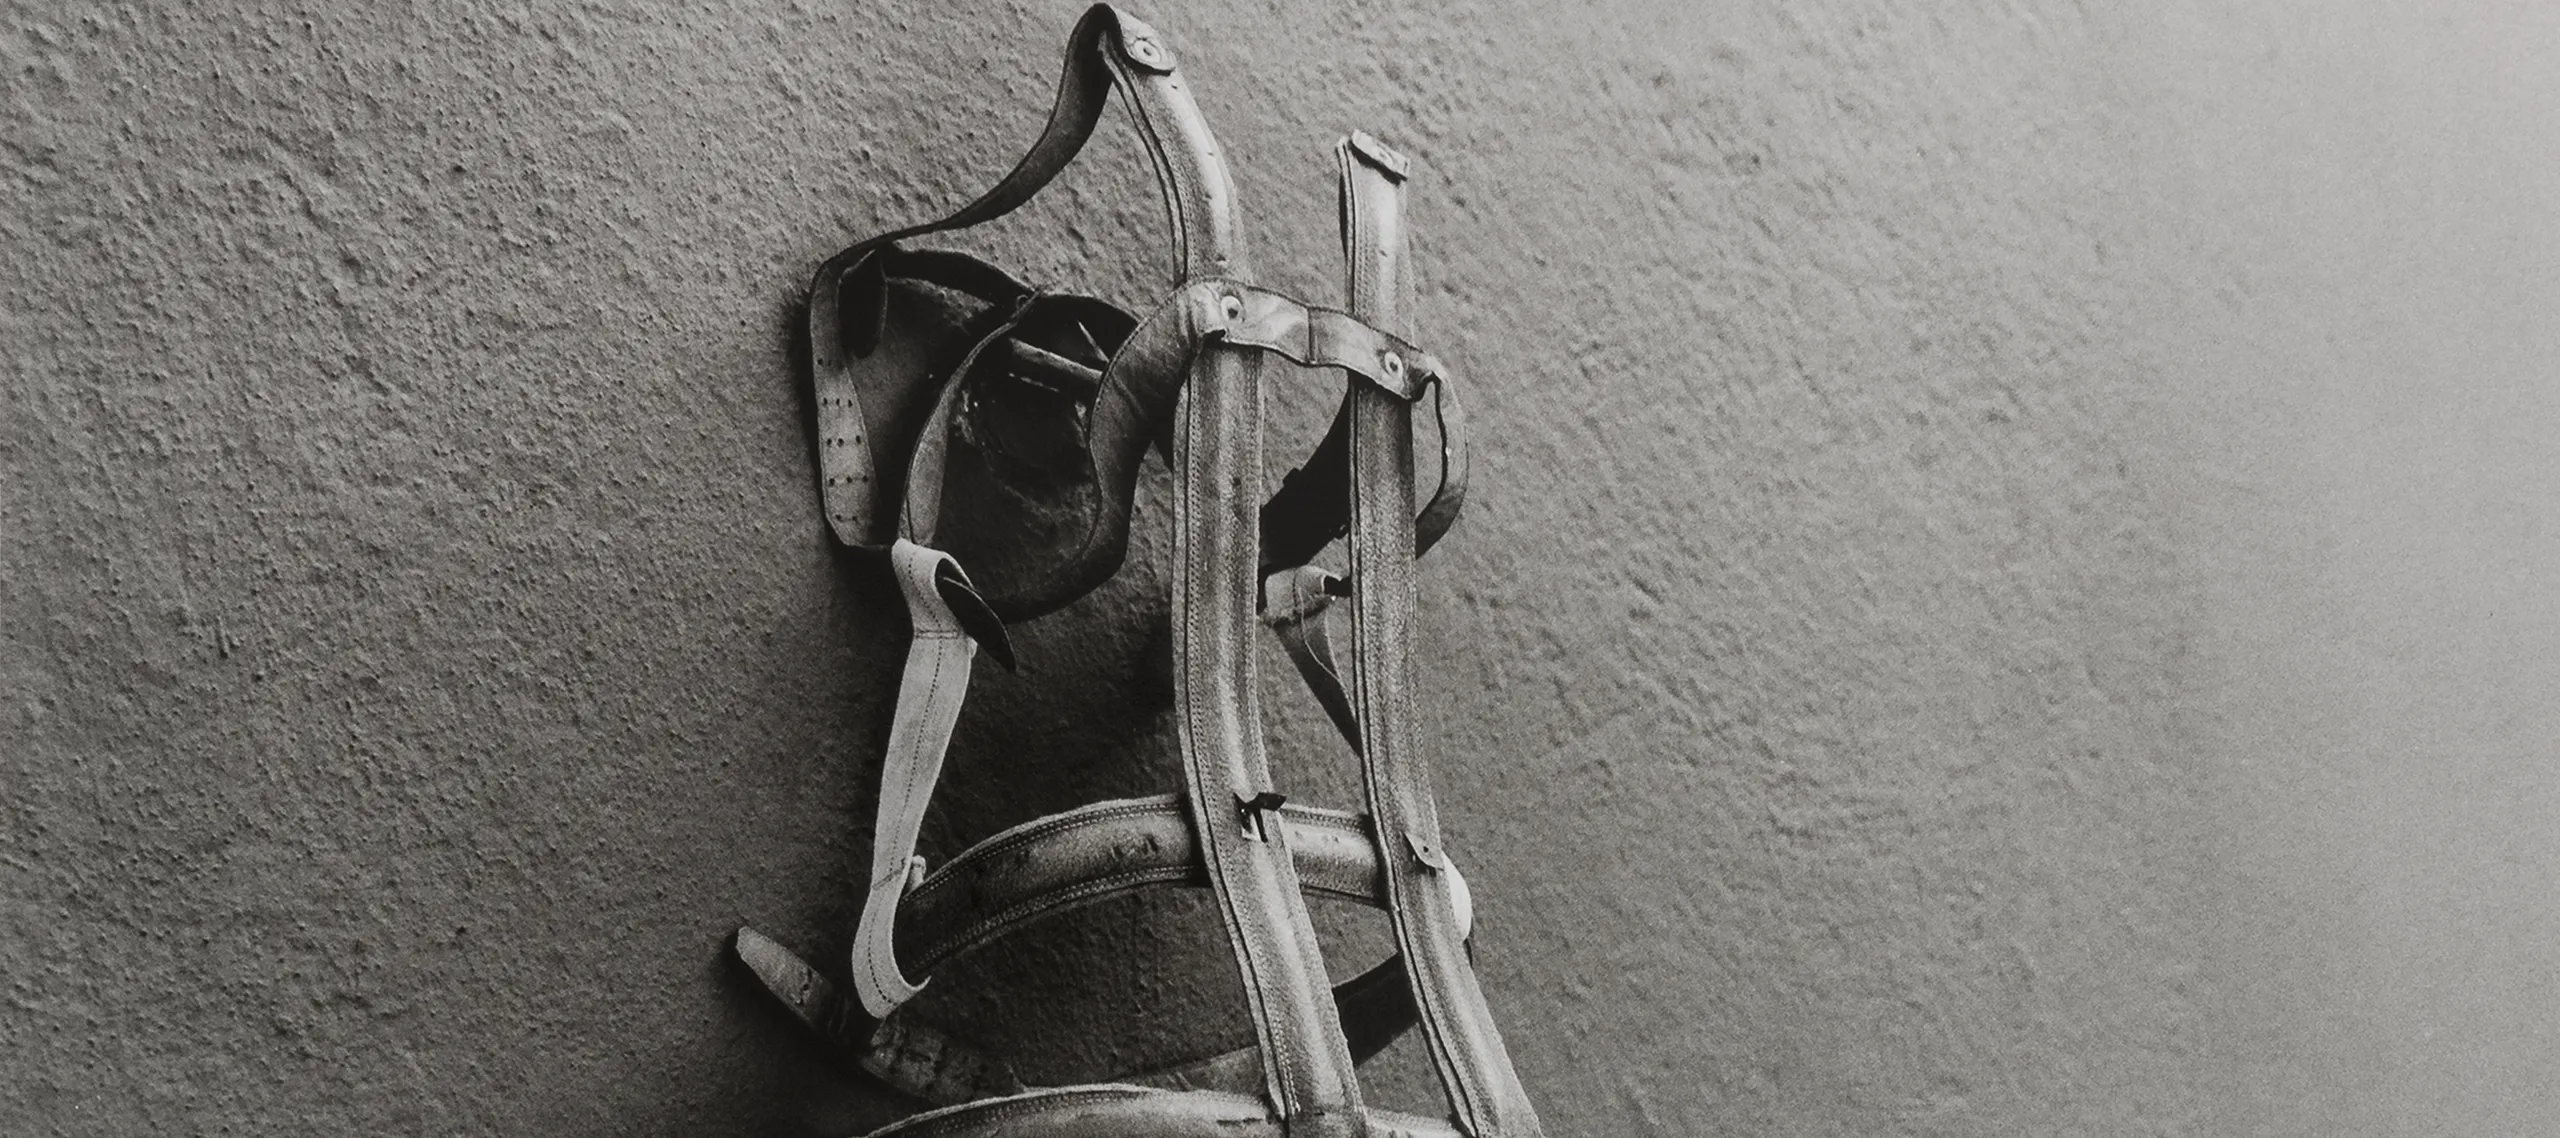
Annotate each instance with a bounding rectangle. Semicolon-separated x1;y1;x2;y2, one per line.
811;4;1236;550
1337;135;1544;1137
852;539;981;1018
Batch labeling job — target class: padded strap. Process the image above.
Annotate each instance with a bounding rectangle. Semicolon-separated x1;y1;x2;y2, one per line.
1170;336;1368;1135
1336;134;1543;1137
853;540;982;1018
1262;567;1359;745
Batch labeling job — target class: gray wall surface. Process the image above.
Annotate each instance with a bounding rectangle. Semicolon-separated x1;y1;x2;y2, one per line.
7;0;2555;1134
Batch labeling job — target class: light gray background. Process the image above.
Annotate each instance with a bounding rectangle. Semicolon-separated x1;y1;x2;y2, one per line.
6;0;2555;1134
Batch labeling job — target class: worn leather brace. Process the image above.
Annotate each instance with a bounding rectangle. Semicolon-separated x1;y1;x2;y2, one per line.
809;22;1458;1103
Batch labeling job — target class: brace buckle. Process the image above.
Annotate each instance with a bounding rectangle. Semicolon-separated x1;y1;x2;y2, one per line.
1236;791;1289;842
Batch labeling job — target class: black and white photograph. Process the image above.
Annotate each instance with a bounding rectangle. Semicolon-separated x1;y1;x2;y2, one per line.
5;1;2554;1134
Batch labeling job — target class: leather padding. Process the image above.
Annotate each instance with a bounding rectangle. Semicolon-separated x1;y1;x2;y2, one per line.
863;1087;1463;1138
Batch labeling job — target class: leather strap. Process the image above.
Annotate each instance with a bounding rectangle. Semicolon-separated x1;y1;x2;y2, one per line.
853;540;983;1018
893;794;1466;975
1074;275;1471;582
812;4;1233;551
1171;334;1368;1136
758;788;1475;1105
898;797;1371;972
740;921;1431;1109
858;1086;1464;1138
1337;134;1543;1137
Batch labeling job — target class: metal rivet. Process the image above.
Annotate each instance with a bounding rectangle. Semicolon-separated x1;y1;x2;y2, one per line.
1128;39;1164;66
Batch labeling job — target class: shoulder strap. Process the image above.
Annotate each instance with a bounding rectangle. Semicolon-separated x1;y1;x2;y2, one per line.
819;9;1368;1132
1336;133;1545;1138
810;4;1238;551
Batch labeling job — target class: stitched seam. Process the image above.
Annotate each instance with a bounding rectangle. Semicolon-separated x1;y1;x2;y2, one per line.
918;867;1196;973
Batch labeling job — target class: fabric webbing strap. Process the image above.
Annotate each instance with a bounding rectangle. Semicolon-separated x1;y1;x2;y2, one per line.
1337;135;1544;1138
852;539;980;1018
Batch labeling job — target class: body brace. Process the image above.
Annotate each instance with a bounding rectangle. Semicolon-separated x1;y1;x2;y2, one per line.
734;9;1546;1136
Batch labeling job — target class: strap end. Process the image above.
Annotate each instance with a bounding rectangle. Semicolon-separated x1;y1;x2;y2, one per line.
1345;130;1410;183
934;564;1018;671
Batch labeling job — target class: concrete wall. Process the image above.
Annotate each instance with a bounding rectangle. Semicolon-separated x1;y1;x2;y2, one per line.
6;0;2554;1134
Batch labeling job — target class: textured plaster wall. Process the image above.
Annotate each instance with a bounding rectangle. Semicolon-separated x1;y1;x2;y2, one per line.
6;0;2556;1134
